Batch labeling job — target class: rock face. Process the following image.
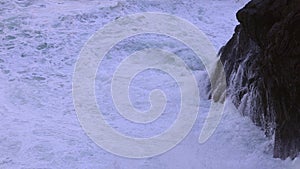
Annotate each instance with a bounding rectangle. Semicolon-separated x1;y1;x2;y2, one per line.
219;0;300;159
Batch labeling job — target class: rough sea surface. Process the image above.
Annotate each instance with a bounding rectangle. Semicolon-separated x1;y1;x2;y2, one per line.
0;0;297;168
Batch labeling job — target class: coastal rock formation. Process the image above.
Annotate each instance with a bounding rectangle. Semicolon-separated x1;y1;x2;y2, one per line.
219;0;300;159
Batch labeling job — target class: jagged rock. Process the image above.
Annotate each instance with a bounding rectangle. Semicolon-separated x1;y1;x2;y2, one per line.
219;0;300;159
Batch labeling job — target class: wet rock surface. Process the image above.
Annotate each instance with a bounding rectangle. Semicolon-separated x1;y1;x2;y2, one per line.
220;0;300;159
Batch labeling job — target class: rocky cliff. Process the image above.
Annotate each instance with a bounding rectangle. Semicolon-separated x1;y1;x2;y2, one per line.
219;0;300;159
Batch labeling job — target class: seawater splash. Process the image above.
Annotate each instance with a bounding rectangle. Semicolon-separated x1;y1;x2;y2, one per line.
72;12;226;158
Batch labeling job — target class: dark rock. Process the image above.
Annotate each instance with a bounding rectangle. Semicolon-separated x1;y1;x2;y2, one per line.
219;0;300;159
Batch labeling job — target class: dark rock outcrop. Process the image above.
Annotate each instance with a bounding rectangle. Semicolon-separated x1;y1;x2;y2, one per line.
219;0;300;159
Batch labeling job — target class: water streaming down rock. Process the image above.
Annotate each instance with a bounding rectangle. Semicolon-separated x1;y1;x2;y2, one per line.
218;0;300;159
